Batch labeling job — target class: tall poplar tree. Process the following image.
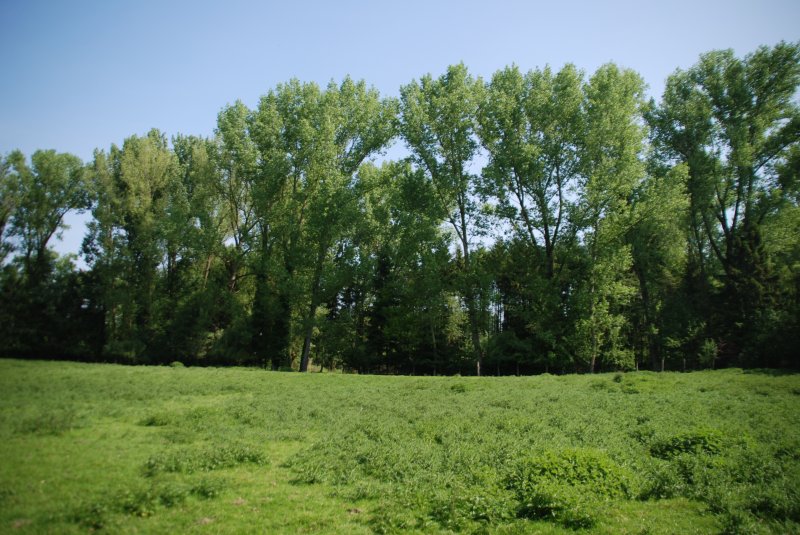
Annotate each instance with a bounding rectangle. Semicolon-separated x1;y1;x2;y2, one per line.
400;63;486;375
575;64;648;372
250;78;396;371
478;64;584;369
478;64;583;278
649;42;800;360
84;130;179;359
1;150;89;357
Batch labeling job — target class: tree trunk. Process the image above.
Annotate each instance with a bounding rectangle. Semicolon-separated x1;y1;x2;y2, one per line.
299;309;314;373
468;298;482;376
202;254;213;289
457;201;483;376
299;241;327;372
633;265;660;371
589;312;598;373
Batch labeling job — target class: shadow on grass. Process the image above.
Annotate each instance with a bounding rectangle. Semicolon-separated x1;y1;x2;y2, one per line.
741;368;800;376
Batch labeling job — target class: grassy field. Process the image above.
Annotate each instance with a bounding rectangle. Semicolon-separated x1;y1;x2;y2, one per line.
0;360;799;534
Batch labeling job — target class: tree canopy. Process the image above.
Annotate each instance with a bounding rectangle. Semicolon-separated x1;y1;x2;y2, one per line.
2;42;798;373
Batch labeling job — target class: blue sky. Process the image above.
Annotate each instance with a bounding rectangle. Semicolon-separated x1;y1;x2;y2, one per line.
1;0;799;257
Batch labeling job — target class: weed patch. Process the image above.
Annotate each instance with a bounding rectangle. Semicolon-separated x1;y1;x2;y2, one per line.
650;429;725;459
143;443;267;476
506;448;632;528
70;477;224;529
2;361;799;534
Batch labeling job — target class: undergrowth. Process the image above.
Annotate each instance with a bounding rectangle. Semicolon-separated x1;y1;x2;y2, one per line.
0;360;798;533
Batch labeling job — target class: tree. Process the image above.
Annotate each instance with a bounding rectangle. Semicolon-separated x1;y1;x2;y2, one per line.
84;130;179;360
627;164;689;370
250;77;396;371
214;102;267;365
6;150;88;283
0;150;89;357
478;64;585;371
648;42;800;361
215;102;259;295
0;156;17;263
354;162;454;374
574;64;648;373
478;64;583;279
163;134;240;363
400;63;486;375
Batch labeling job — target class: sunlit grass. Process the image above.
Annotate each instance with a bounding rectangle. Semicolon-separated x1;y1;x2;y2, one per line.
1;360;798;533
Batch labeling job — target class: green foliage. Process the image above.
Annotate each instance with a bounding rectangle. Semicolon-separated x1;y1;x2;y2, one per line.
506;448;632;527
400;63;487;374
3;43;799;371
71;477;226;530
1;361;799;533
513;478;599;528
509;448;632;499
650;429;725;459
138;412;172;427
143;444;267;476
648;41;800;367
698;339;718;367
4;149;89;276
190;476;226;499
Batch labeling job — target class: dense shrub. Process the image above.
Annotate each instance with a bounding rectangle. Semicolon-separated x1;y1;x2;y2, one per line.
506;448;632;527
508;448;632;499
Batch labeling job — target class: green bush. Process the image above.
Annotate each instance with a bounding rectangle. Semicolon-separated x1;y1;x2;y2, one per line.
506;448;631;528
429;483;516;528
639;459;686;500
368;496;428;534
508;448;632;499
650;429;725;459
119;488;158;517
72;481;196;528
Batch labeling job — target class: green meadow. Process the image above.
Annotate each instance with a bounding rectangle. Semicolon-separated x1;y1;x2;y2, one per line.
1;359;799;534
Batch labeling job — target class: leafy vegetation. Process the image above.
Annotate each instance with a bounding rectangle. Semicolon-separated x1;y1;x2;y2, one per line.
1;359;798;533
1;42;799;373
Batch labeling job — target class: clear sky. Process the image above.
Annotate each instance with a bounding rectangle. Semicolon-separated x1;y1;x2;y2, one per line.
1;0;799;257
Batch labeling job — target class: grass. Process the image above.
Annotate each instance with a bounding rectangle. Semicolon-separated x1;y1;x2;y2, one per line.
0;360;798;533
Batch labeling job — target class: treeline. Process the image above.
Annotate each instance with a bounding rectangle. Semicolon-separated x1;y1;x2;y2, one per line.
1;43;798;374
